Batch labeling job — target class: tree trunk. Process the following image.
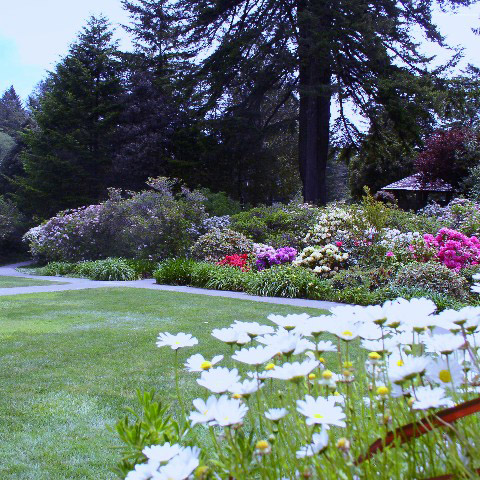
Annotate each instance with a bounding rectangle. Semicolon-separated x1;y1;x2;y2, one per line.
298;0;332;205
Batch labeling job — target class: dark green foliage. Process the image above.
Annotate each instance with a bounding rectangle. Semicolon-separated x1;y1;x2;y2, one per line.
0;195;26;258
153;258;198;285
38;258;138;281
15;17;123;217
230;202;318;248
125;259;159;278
199;188;243;216
245;265;320;299
155;0;468;204
392;262;470;300
0;131;15;164
329;267;394;292
0;86;27;136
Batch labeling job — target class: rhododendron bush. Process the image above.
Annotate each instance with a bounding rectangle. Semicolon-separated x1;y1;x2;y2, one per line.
23;178;207;262
255;245;297;271
415;228;480;270
114;295;480;479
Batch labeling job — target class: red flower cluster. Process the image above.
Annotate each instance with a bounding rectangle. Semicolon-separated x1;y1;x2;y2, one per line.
216;254;250;271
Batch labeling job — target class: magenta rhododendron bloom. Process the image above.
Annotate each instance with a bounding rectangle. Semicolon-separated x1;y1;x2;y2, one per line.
421;228;480;270
386;251;394;257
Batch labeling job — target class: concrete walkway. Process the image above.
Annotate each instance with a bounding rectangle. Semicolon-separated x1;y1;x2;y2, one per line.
0;262;342;310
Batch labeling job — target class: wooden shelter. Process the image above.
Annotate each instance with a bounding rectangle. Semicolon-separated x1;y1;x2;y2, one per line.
381;173;453;210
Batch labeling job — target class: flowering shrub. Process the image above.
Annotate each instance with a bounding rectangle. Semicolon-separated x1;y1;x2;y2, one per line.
201;215;231;232
294;244;348;276
255;244;297;271
423;228;480;270
419;198;480;237
23;178;207;262
115;297;480;479
305;204;354;246
190;228;253;263
392;262;470;300
216;254;250;271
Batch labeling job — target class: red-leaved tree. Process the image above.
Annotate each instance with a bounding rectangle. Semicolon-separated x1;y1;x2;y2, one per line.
415;128;476;187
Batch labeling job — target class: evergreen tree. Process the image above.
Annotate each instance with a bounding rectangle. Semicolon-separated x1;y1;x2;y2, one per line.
158;0;471;204
114;0;196;190
0;86;27;136
15;16;123;217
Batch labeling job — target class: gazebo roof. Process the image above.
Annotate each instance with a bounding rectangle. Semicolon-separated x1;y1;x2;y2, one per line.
383;173;453;192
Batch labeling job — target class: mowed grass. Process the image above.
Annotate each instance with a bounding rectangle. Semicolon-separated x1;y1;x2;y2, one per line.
0;288;355;479
0;276;65;288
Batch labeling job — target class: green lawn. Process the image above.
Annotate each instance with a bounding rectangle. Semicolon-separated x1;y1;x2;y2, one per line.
0;288;350;479
0;276;65;288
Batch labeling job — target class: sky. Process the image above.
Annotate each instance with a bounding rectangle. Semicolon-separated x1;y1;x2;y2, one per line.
0;0;479;102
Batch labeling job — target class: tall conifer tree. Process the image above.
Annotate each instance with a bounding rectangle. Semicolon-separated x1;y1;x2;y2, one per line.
150;0;473;204
16;16;123;217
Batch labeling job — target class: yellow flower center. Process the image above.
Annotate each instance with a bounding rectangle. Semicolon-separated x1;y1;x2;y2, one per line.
322;370;333;380
265;363;275;371
369;352;381;360
343;361;353;368
376;386;389;396
439;369;452;383
319;357;325;364
200;361;212;370
342;330;353;337
232;393;242;399
397;360;404;367
308;373;316;380
313;413;324;419
256;440;270;450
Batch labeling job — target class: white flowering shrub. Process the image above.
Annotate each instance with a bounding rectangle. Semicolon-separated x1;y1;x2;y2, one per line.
304;204;354;246
114;297;480;479
294;244;348;276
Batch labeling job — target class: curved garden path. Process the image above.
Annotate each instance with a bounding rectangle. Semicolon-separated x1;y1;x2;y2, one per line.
0;262;342;310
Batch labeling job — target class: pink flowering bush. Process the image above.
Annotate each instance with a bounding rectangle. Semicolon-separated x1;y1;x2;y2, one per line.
419;228;480;270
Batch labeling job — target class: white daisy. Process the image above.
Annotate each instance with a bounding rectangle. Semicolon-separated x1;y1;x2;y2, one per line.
299;315;334;336
332;323;359;341
267;360;319;381
197;367;240;393
125;462;158;480
296;428;329;458
265;407;288;422
143;442;182;463
189;396;218;426
271;333;315;356
156;446;200;480
184;354;223;372
211;395;248;427
231;345;276;365
314;340;337;353
423;334;465;355
412;386;453;410
267;313;310;330
296;395;346;428
156;332;198;350
211;327;250;345
426;358;464;387
388;356;430;384
232;321;274;337
228;379;263;396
